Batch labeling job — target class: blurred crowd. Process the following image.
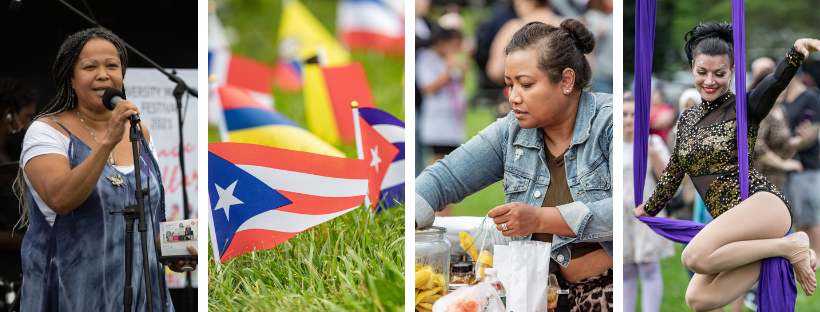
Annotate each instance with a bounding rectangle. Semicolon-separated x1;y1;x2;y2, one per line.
623;58;820;312
414;0;613;180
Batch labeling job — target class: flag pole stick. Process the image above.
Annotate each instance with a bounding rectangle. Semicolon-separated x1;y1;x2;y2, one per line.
351;101;371;209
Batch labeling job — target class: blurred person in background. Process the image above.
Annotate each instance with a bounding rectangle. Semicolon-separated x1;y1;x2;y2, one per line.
417;28;467;166
782;68;820;261
0;78;35;163
750;57;775;84
417;28;468;218
0;77;35;309
623;95;675;312
581;0;613;94
415;0;442;178
486;0;565;86
648;87;675;143
753;67;806;191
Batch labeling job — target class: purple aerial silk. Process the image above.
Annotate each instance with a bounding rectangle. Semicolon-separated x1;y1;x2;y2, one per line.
632;0;655;206
633;0;797;310
637;217;796;312
733;0;750;200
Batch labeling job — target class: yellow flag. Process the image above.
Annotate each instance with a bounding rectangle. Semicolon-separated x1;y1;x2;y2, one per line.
303;64;340;145
278;0;350;66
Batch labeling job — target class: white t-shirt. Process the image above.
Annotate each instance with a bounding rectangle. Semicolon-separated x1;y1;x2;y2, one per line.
20;120;158;226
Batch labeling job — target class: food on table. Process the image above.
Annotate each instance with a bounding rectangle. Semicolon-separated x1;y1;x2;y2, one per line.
448;299;480;312
459;232;479;262
415;264;446;311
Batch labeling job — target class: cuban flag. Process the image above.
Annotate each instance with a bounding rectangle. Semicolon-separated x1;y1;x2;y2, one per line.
208;143;368;263
356;107;405;211
337;0;404;55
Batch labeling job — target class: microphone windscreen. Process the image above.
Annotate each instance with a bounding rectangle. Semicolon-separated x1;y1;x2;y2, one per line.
102;88;125;110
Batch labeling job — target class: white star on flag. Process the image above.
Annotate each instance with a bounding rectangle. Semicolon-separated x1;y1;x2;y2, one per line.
370;146;382;173
214;180;243;222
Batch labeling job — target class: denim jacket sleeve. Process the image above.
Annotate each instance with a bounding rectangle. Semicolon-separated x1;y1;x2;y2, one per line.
554;110;613;244
415;116;511;228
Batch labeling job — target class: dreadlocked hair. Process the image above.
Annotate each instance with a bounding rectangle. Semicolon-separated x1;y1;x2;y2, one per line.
14;27;129;230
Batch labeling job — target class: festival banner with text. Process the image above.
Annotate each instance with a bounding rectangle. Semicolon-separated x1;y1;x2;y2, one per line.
124;68;198;288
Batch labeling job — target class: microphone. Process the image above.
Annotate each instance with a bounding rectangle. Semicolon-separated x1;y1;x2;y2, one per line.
9;0;21;13
102;88;140;122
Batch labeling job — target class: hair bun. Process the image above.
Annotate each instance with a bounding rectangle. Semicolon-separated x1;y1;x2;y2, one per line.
560;19;595;54
684;21;733;63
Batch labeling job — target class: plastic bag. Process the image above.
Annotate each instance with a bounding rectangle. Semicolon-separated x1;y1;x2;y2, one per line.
460;215;512;280
431;282;505;312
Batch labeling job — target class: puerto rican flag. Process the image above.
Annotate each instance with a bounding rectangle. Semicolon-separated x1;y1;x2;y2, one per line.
208;143;367;263
357;107;404;211
337;0;404;55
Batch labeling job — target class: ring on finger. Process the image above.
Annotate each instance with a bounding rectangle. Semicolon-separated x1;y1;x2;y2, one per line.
502;222;508;231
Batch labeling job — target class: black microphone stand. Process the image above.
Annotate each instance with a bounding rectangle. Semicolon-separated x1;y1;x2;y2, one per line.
109;116;153;312
52;1;199;311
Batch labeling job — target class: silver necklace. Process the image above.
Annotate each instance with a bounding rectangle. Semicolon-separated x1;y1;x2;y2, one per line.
77;110;124;187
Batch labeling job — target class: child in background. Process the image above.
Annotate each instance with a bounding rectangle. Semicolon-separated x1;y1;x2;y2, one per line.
417;29;467;165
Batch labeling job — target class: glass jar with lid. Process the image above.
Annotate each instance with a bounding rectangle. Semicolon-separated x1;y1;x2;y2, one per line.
449;262;475;285
415;226;450;308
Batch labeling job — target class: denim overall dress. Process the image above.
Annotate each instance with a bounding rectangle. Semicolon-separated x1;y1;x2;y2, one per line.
20;119;173;312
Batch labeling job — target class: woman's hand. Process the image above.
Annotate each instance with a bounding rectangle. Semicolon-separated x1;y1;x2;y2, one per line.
101;99;140;147
167;245;198;273
488;202;544;237
633;204;650;217
794;38;820;57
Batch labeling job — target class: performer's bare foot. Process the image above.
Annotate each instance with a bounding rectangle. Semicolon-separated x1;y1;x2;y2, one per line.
786;232;817;296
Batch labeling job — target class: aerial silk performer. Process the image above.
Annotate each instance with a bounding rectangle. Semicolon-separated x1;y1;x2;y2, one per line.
631;0;820;310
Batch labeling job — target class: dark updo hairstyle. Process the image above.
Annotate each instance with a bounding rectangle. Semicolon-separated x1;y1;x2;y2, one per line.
684;21;734;69
33;27;129;121
15;27;128;229
504;19;596;90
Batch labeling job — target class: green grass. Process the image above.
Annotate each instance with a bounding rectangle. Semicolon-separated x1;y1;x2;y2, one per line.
646;244;820;311
208;205;405;311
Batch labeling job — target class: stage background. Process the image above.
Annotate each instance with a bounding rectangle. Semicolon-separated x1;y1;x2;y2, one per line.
0;0;198;310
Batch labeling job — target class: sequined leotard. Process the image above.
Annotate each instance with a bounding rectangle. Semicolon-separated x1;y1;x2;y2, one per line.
644;48;805;219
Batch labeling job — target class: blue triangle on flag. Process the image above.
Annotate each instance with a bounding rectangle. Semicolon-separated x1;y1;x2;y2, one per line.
208;152;293;257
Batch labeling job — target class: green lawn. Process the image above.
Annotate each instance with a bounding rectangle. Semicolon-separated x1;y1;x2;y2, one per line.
208;205;405;311
208;0;405;310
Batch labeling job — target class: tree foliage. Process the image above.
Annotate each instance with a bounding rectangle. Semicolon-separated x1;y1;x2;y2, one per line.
624;0;820;77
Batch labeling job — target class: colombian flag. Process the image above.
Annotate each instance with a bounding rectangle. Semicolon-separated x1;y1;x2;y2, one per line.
219;84;344;157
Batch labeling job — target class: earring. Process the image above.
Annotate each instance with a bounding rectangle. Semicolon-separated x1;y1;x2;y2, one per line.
6;114;11;122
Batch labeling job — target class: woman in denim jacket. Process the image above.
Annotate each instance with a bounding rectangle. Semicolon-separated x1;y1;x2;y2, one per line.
416;20;613;311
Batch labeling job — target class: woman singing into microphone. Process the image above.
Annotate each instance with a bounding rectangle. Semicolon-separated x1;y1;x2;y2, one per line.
14;27;195;311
